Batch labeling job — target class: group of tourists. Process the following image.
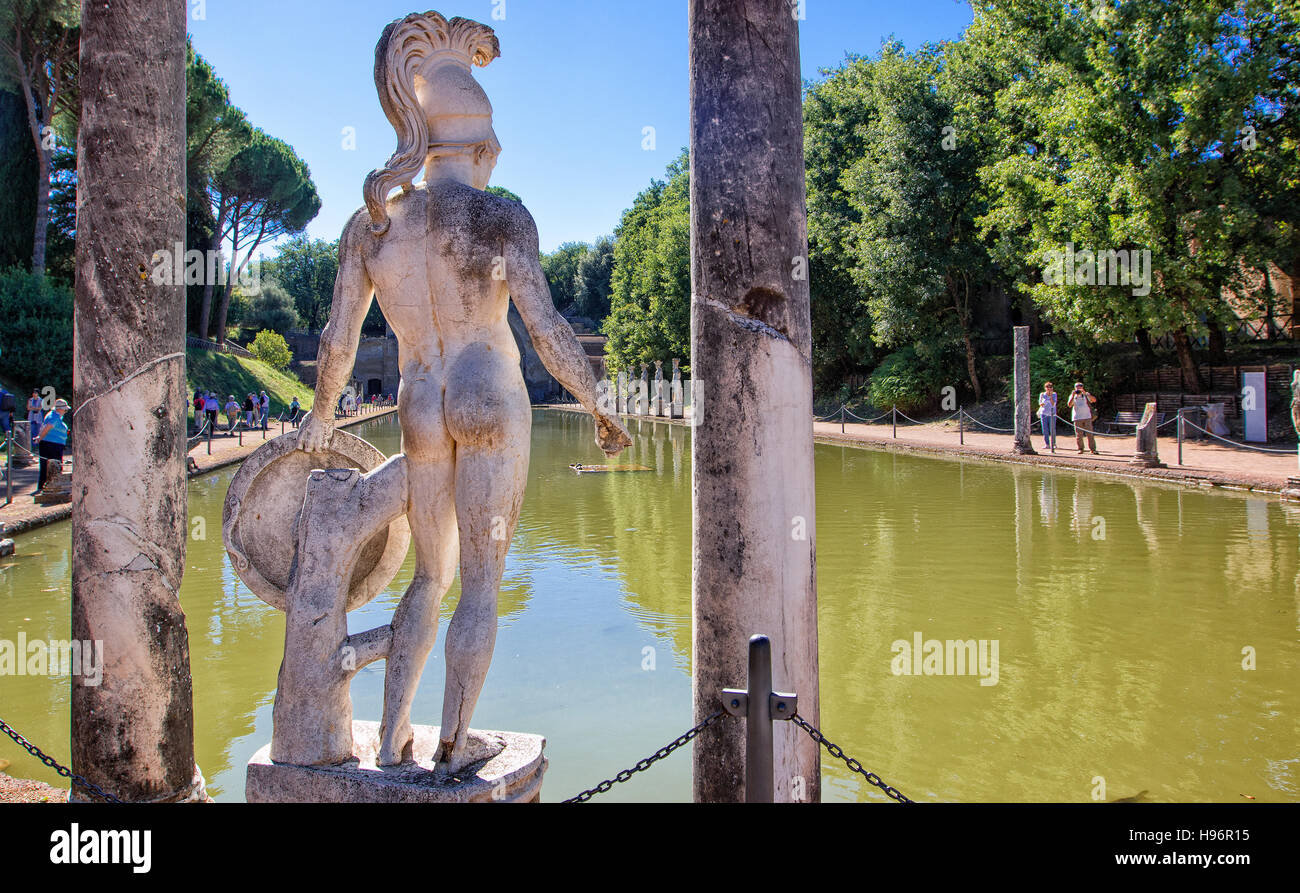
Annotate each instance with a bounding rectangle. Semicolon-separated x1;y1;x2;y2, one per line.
3;388;73;493
193;389;289;435
1037;381;1098;454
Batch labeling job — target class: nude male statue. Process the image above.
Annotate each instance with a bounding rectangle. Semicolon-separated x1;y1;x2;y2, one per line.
297;12;631;773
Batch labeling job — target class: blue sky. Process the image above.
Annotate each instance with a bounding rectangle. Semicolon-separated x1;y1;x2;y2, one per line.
188;0;973;255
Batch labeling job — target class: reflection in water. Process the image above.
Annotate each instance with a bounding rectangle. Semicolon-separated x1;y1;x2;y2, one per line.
0;410;1296;802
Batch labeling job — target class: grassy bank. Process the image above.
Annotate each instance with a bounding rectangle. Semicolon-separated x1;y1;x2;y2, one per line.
186;347;313;423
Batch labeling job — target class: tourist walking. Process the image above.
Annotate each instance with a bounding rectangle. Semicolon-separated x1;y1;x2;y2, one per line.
244;393;257;427
288;396;301;427
259;390;270;430
27;390;43;432
204;392;220;432
225;395;241;432
35;398;70;492
1068;381;1098;454
1038;382;1059;452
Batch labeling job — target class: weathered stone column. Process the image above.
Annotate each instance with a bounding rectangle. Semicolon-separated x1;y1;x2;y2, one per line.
689;0;820;803
70;0;203;801
617;370;628;415
638;363;650;415
1012;326;1036;455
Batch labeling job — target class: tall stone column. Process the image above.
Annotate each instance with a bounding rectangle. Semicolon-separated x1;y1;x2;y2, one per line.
1012;326;1036;455
689;0;819;803
70;0;202;802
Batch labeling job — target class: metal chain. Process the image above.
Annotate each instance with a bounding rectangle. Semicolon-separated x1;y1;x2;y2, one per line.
791;713;914;803
564;710;727;803
0;717;122;803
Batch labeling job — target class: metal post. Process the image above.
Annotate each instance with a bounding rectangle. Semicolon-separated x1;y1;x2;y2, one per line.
723;635;797;803
959;407;964;445
840;405;845;434
892;406;897;439
207;423;212;456
6;433;12;506
1177;408;1183;466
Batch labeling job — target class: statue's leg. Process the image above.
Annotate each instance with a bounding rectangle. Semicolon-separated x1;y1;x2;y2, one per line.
378;374;458;766
437;345;531;772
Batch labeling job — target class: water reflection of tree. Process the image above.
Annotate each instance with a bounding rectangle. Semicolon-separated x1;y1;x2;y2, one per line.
823;452;1299;801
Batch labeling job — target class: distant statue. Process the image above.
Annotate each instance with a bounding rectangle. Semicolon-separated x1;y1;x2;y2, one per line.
1291;371;1300;437
286;11;631;774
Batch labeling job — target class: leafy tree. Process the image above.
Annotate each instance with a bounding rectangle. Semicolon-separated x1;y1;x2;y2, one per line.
842;42;998;402
0;266;72;395
245;280;299;335
186;45;250;334
250;329;292;371
486;185;522;203
0;88;36;272
540;241;589;312
803;54;880;391
264;236;338;332
572;234;615;322
603;150;691;370
969;0;1300;391
0;0;79;276
206;130;320;344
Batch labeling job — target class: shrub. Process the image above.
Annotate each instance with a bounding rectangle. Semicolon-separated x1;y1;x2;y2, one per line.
250;329;292;370
0;267;73;398
867;345;959;413
245;280;299;335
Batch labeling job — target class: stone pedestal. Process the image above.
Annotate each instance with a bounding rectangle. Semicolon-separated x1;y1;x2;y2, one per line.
1282;476;1300;501
1130;401;1165;468
11;421;34;467
246;721;547;803
34;462;72;504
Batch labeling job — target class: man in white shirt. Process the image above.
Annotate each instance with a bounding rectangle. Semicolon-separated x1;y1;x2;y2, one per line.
1068;381;1098;454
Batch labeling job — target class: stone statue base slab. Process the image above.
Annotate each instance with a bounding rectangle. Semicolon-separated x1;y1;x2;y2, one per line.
246;721;546;803
1281;477;1300;501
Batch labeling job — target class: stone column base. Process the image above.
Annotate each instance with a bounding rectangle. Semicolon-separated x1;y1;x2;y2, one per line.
246;721;546;803
1131;455;1165;468
1282;477;1300;500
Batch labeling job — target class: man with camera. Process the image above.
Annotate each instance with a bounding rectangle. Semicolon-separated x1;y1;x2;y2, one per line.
1068;381;1099;454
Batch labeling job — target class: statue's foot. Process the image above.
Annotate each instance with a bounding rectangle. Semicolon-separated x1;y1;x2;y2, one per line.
377;725;414;766
432;731;507;779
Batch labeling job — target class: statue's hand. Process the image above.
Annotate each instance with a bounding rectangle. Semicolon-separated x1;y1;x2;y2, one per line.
595;411;632;457
296;411;333;453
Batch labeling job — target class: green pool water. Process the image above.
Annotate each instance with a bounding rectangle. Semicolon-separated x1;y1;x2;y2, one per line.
1;409;1295;802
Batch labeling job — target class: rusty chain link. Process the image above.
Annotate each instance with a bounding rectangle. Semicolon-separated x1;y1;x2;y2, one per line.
564;710;727;803
791;713;914;803
0;717;122;803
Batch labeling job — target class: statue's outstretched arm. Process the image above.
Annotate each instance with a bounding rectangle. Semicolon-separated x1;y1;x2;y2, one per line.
507;207;631;456
300;213;375;452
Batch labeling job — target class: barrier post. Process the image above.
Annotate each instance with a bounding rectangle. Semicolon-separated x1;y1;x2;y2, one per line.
1177;408;1183;466
721;635;798;803
959;407;964;445
892;406;897;439
206;423;212;456
840;405;845;434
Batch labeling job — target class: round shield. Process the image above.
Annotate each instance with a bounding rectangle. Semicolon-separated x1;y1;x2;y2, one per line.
222;428;410;612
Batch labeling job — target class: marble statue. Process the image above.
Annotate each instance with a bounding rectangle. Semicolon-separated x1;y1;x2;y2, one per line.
237;11;630;778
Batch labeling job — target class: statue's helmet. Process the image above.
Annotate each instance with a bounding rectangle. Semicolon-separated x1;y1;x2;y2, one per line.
365;12;501;234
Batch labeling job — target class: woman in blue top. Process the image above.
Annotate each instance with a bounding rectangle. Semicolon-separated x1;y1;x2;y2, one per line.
36;398;70;492
1037;382;1058;452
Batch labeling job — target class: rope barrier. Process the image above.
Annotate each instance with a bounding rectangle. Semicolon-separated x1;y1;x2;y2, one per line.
843;406;893;424
960;411;1015;433
1178;417;1298;454
894;408;961;426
